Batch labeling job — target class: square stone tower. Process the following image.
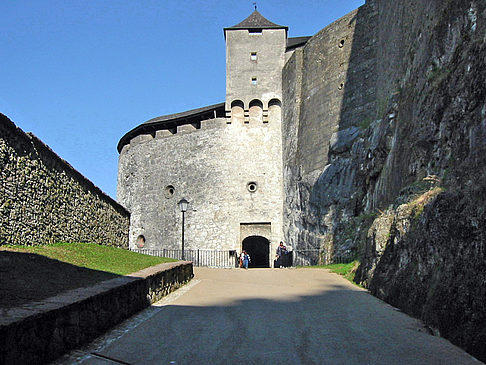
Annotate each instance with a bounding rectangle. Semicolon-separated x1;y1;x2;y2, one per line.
224;10;287;122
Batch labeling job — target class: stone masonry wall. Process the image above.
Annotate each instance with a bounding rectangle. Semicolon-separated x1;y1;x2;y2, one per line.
118;114;284;256
0;114;129;247
282;3;377;252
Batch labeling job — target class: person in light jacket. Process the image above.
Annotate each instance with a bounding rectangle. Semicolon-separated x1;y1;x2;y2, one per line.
242;250;251;269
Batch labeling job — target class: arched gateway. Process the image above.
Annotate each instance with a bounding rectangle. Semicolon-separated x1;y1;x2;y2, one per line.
242;235;270;268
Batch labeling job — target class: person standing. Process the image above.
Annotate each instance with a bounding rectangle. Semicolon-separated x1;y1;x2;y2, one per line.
239;251;244;268
275;241;288;268
276;241;287;259
242;250;251;269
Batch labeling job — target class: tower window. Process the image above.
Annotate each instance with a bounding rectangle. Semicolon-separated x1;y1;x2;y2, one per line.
249;29;262;34
164;185;175;198
250;52;257;61
251;77;257;85
247;182;258;192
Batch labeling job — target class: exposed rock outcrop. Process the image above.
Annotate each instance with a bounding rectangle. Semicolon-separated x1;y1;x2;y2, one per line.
282;0;486;360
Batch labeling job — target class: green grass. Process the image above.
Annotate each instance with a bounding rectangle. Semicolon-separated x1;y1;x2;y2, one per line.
1;242;177;275
359;116;373;130
427;65;451;86
299;261;360;284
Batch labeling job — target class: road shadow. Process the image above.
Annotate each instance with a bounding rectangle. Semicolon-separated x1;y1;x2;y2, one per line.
90;281;480;365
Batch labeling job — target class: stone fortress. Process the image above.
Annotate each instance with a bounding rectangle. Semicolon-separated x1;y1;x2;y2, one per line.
117;9;309;267
116;0;486;358
1;0;485;359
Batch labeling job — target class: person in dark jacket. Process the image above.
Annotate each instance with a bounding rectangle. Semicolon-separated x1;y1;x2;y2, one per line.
276;241;287;259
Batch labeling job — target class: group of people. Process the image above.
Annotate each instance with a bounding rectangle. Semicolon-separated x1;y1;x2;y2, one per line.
239;241;288;269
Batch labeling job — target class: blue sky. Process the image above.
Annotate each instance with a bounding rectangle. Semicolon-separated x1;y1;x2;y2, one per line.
1;0;364;199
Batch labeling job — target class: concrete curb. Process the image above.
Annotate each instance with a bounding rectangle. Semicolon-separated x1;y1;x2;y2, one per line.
0;261;193;365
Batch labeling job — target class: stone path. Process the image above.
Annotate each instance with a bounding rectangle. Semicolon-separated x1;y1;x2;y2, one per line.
56;268;482;364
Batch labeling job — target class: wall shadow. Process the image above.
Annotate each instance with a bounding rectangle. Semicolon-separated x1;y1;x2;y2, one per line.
0;250;120;308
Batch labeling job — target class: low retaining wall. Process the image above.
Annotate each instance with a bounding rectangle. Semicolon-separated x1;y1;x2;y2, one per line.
0;261;193;365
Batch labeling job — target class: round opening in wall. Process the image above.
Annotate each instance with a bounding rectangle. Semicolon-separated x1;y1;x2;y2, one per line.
247;182;258;193
339;39;345;48
136;235;145;248
338;82;344;90
164;185;175;198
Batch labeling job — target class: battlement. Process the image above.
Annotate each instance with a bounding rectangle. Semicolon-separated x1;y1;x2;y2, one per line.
118;98;283;152
226;98;282;124
117;103;225;152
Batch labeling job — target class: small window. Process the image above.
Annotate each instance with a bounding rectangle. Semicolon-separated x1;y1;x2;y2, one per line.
251;77;257;85
247;182;258;193
250;52;257;61
136;235;146;248
249;28;262;34
164;185;175;198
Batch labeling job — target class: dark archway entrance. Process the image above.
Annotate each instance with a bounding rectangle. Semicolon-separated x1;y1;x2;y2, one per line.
242;235;270;268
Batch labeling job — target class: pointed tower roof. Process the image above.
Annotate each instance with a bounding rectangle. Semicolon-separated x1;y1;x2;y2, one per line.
224;10;288;36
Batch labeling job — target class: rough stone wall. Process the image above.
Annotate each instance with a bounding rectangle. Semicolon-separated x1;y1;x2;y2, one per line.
354;0;486;361
282;3;377;252
0;114;129;247
118;114;284;256
282;0;486;360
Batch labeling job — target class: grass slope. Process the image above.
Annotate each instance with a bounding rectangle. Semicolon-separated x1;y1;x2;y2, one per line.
1;242;177;275
299;261;360;284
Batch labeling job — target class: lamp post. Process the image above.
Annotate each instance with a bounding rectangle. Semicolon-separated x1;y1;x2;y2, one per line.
178;198;189;260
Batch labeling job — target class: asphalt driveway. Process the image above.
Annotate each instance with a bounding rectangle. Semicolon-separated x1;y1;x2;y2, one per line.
58;267;481;365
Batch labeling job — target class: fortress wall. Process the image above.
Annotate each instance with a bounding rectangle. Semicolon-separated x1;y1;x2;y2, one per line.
283;5;378;176
0;114;129;247
281;49;304;249
117;116;284;253
281;3;377;250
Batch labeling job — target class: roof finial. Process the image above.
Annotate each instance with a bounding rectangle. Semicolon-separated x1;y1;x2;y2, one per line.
253;2;257;10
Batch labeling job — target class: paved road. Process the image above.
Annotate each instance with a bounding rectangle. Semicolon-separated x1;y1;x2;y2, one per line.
59;268;481;365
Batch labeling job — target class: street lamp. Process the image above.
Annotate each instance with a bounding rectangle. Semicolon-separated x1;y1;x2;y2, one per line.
178;198;189;260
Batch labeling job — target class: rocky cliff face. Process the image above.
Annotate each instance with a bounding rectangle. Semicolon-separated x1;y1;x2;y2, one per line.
282;0;486;360
356;0;486;360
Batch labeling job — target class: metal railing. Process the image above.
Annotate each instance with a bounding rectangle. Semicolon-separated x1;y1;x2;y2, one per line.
131;248;238;268
131;248;356;268
292;249;357;266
